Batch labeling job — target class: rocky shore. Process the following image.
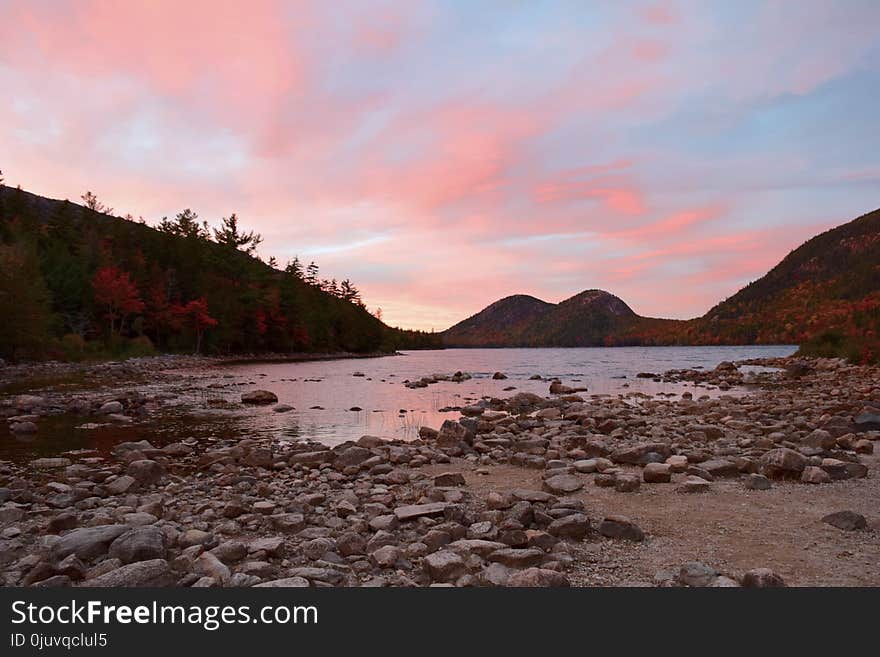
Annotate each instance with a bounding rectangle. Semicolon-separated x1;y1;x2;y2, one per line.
1;356;878;587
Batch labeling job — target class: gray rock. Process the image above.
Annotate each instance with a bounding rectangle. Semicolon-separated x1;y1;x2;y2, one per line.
126;460;164;486
108;526;167;564
99;401;123;414
394;502;448;522
679;562;717;587
741;568;786;587
254;577;310;588
542;474;584;495
759;448;807;479
822;510;867;531
52;525;129;561
82;559;173;587
547;513;590;540
241;390;278;404
507;568;570;587
744;473;772;490
423;550;466;583
599;515;645;542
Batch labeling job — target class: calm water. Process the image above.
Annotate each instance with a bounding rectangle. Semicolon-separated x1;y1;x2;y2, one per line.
211;345;797;446
2;346;797;460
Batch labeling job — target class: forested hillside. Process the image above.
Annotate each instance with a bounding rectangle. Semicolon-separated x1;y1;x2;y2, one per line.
0;184;440;361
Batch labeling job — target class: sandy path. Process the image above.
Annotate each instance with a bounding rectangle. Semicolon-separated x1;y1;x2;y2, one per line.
420;454;880;586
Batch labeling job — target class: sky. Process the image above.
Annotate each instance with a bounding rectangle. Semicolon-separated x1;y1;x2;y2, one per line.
2;0;879;331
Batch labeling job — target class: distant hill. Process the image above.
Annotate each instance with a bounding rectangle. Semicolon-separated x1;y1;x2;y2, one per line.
0;185;440;361
444;289;678;347
683;207;880;360
441;294;554;347
442;208;880;361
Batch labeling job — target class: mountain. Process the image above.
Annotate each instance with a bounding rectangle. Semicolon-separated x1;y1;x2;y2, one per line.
444;289;680;347
441;294;554;347
442;207;880;361
0;185;441;361
683;207;880;360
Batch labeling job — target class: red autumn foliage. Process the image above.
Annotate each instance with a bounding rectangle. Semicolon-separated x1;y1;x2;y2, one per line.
178;297;217;353
92;266;145;335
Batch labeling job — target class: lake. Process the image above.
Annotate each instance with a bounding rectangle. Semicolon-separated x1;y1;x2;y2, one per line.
209;345;797;446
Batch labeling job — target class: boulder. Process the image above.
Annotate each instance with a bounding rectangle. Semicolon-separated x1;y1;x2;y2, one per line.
82;559;174;587
759;448;807;479
642;463;671;483
547;514;590;540
126;460;165;486
423;550;466;583
679;562;717;587
744;473;772;490
108;526;167;564
254;577;310;588
394;502;448;522
433;472;466;487
52;525;129;561
599;516;645;542
542;474;584;495
436;420;474;448
801;466;831;484
241;390;278;405
741;568;786;587
507;568;570;587
822;510;867;531
677;476;711;494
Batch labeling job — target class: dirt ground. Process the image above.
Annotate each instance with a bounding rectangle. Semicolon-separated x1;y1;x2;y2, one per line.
420;455;880;587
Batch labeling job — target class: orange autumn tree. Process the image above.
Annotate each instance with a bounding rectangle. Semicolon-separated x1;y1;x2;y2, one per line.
92;266;145;336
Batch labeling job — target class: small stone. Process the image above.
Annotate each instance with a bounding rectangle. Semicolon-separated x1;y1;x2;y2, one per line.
573;459;598;473
83;559;173;587
744;473;772;490
254;577;310;588
423;550;466;583
241;390;278;404
394;502;448;522
434;472;466;487
679;562;717;587
542;474;584;495
741;568;786;587
822;510;867;531
759;448;807;479
106;475;137;495
642;463;672;483
126;460;164;486
506;568;570;587
801;466;831;484
599;515;645;542
370;545;400;568
108;526;167;564
614;474;640;493
677;476;711;494
547;514;590;540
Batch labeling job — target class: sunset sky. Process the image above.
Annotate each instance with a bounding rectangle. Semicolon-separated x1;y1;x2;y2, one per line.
2;1;879;331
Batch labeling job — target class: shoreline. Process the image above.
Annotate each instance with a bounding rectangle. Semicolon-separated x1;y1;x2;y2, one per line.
0;354;877;587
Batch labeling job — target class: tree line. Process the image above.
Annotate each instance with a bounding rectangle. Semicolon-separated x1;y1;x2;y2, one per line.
0;181;441;361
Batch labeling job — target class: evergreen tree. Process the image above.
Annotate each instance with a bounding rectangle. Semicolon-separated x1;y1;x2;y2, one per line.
213;213;262;255
285;256;303;279
157;209;209;239
81;191;113;215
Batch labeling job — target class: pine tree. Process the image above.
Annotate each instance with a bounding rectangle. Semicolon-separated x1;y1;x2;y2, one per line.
158;209;208;239
285;256;304;279
305;262;319;286
81;191;113;215
213;213;262;255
